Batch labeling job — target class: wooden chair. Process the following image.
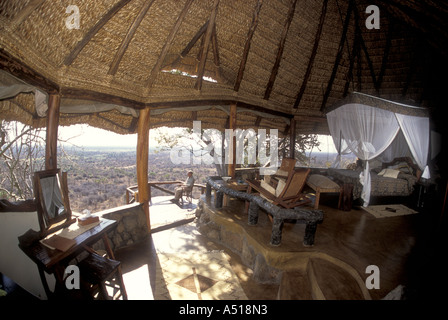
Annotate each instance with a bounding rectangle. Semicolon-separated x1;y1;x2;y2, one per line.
78;250;127;300
246;168;312;209
263;158;297;189
180;184;193;205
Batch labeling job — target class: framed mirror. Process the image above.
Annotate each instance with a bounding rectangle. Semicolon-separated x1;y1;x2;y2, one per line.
33;169;73;235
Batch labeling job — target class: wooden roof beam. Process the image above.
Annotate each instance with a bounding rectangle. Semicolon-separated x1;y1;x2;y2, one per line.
146;0;194;89
10;0;45;30
234;0;263;92
163;21;209;70
264;0;298;100
320;0;353;112
343;28;360;97
195;0;220;91
0;49;59;94
375;20;393;92
64;0;132;66
352;4;378;90
108;0;155;75
293;0;328;109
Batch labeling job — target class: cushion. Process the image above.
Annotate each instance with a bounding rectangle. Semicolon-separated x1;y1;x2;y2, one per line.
378;168;400;179
307;174;340;190
260;179;276;195
276;169;289;177
275;178;286;197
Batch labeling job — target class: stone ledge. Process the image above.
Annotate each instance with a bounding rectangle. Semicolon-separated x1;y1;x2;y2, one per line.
92;203;150;252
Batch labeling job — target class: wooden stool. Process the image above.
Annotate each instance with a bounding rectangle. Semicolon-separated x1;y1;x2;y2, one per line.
78;252;127;300
306;174;343;210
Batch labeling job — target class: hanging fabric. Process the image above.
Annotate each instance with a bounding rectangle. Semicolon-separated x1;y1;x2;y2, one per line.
326;92;430;207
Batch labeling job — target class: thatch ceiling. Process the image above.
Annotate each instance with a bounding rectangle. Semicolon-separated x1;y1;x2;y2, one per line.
0;0;447;135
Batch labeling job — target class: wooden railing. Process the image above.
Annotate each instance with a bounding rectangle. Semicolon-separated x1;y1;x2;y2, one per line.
126;181;206;204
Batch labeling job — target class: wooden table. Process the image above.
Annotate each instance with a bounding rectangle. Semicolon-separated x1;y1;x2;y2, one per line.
19;218;118;299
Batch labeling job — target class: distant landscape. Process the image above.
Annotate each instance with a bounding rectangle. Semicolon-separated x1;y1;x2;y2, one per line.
1;142;356;213
57;146;217;213
57;146;356;213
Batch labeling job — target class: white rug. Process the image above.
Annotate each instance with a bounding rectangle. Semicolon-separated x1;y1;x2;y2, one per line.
362;204;418;218
153;251;248;300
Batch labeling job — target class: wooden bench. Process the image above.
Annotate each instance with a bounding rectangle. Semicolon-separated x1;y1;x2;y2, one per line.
306;174;342;210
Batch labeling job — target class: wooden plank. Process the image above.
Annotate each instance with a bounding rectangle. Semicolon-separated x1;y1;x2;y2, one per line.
234;0;263;92
45;94;60;170
64;0;132;66
264;0;298;100
320;0;353;112
108;0;155;75
195;0;220;91
293;0;328;108
146;0;194;88
136;107;151;231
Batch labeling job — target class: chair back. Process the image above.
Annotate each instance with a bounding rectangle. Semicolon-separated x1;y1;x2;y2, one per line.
280;168;310;198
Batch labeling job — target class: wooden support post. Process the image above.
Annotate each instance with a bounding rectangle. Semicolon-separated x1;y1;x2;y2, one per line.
45;94;60;170
289;118;296;159
137;107;151;231
228;103;237;178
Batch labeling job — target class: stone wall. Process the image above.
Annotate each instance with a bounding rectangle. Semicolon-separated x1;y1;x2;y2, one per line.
92;203;149;253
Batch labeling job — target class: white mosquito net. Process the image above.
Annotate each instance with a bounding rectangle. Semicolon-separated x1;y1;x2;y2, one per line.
326;92;430;207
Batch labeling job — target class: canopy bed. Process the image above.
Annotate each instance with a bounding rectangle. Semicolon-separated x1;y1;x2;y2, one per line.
325;92;430;207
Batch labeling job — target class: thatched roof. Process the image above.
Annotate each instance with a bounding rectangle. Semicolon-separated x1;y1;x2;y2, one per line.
1;0;447;135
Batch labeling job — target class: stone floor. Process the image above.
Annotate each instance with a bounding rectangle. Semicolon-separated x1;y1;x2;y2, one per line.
115;196;279;300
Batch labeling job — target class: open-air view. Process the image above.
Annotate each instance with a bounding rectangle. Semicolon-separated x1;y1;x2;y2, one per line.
0;0;446;309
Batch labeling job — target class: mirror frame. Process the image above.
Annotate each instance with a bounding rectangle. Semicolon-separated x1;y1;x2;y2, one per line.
33;168;73;235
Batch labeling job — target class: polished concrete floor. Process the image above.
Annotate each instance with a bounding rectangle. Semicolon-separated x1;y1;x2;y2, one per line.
114;194;446;300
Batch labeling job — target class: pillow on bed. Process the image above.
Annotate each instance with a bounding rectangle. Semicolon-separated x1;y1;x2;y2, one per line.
378;168;400;179
388;162;412;174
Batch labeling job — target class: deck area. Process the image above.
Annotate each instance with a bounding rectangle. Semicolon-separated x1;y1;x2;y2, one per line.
114;192;444;300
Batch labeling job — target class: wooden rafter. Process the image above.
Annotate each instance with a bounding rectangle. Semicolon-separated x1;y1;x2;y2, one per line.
108;0;155;75
234;0;263;92
10;0;45;29
64;0;132;66
164;21;209;69
343;27;360;97
320;0;353;112
146;0;194;89
375;20;394;92
0;49;59;94
293;0;328;109
352;3;378;90
195;0;220;91
264;0;298;100
211;24;222;80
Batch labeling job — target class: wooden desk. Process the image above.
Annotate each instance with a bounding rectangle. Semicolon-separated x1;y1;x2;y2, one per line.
19;218;118;299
